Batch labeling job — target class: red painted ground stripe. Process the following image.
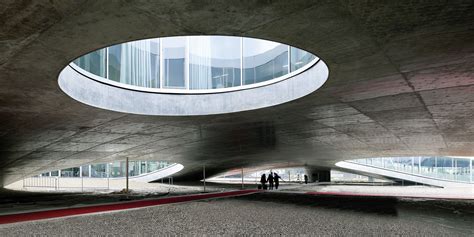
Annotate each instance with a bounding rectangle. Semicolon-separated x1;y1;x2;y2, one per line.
0;190;259;225
306;191;473;200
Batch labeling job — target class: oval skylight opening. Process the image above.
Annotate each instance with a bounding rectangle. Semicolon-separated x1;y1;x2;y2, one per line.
59;36;329;115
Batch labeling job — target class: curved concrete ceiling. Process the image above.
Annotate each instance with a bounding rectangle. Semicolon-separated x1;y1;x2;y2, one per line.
0;0;473;185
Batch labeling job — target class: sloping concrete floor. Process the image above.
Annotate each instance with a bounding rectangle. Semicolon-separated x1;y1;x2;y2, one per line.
5;179;213;194
0;192;472;236
284;183;474;200
0;183;228;216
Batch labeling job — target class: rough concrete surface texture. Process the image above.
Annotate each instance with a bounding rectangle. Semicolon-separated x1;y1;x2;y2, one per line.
0;193;472;236
0;1;474;185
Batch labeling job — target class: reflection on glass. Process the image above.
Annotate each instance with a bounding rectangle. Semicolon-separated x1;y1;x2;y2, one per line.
148;161;158;173
120;39;160;88
436;157;453;180
107;40;160;88
60;167;80;177
420;157;437;178
91;164;107;178
108;45;121;82
291;47;316;72
412;156;421;174
454;158;470;182
163;37;186;88
81;165;90;177
74;49;106;77
243;38;288;85
189;36;241;89
110;161;124;178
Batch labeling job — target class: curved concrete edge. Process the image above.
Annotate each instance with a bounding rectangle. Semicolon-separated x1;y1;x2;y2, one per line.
58;61;329;116
336;161;474;188
127;163;183;183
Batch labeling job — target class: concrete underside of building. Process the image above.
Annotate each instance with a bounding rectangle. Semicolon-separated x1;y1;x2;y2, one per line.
0;0;474;186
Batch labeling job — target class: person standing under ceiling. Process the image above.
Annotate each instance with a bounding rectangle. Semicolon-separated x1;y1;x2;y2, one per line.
260;173;267;190
274;172;284;190
267;172;274;190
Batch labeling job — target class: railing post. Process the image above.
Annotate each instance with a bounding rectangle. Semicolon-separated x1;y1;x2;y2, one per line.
203;165;206;192
241;167;244;189
126;157;129;193
107;163;110;191
80;166;83;192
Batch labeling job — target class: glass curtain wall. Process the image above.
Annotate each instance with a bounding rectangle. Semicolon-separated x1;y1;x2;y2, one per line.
243;38;288;85
454;158;471;182
291;47;316;71
60;167;80;177
420;157;437;178
163;37;186;89
73;36;318;91
108;45;121;82
106;39;160;88
91;164;107;178
49;161;173;179
74;49;106;77
352;157;473;183
189;36;241;89
81;165;90;177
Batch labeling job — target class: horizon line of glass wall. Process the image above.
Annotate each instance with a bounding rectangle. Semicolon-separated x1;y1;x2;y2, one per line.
37;161;172;178
73;36;317;91
350;157;473;183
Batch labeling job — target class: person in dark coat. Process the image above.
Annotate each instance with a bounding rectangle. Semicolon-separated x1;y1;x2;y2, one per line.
267;172;274;190
304;174;308;184
260;173;267;189
273;172;283;190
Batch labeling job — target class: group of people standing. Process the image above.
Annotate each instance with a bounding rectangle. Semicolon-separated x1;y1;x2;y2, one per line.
259;172;284;190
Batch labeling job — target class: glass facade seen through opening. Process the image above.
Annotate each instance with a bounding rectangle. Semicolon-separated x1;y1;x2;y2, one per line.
73;36;318;92
350;157;473;183
37;161;173;178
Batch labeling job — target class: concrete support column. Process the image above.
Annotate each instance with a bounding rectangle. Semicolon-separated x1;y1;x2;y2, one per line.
304;167;331;183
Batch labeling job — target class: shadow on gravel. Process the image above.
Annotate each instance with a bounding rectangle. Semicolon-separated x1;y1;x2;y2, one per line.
234;192;399;216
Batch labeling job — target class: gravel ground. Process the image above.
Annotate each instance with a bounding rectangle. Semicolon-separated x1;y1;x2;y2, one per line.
0;192;472;236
